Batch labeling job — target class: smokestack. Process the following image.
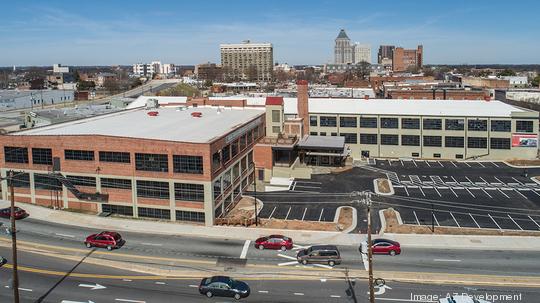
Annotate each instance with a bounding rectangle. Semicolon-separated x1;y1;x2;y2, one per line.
297;80;309;137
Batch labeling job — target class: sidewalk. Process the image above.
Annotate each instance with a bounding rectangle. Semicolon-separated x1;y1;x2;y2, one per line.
3;200;540;250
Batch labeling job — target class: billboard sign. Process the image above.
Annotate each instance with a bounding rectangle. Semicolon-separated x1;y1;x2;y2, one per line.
511;134;538;147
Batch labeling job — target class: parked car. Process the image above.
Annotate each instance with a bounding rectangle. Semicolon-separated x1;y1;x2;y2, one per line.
84;231;125;250
439;295;491;303
254;235;293;251
296;245;341;266
360;239;401;256
198;276;250;300
0;207;28;220
0;256;7;267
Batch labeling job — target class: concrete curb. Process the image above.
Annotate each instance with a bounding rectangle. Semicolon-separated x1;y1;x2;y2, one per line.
373;178;394;196
503;161;540;168
378;209;386;235
335;206;357;233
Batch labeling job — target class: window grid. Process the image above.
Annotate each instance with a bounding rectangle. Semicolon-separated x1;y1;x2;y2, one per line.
135;153;168;172
32;148;52;165
4;146;29;163
490;138;511;150
516;120;534;133
309;116;318;126
445;119;465;131
136;180;170;199
320;116;337;127
340;133;357;144
467;137;488;149
360;134;377;145
99;151;131;163
380;118;398;129
445;136;465;148
102;204;133;216
401;135;420;146
176;210;205;223
381;134;399;145
11;173;30;188
66;175;96;187
101;178;132;189
174;183;204;202
401;118;420;129
339;117;357;128
359;117;377;128
34;173;62;190
173;155;203;174
138;207;171;220
491;120;511;132
65;149;94;161
423;118;442;130
423;136;442;147
468;120;488;131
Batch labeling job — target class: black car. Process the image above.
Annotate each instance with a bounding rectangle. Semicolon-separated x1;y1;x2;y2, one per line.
0;257;7;267
199;276;250;300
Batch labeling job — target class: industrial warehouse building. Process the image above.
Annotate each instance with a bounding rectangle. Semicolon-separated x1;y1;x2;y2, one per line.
0;105;265;226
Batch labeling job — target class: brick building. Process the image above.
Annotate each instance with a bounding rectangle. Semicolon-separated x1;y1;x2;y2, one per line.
392;45;423;72
1;106;265;226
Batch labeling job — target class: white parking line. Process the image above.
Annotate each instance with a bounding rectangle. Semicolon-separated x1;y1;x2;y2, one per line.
240;240;251;259
330;295;341;298
425;161;431;167
295;185;321;189
291;181;297;191
284;207;292;220
465;187;476;198
433;213;440;226
418;186;426;197
469;213;481;228
532;190;540;197
481;188;492;198
115;299;146;303
155;282;166;285
498;189;510;198
451;176;458;183
319;208;325;221
413;160;418;167
528;216;540;230
451;161;458;167
449;187;458;197
268;206;277;219
433;187;442;197
301;208;307;221
514;189;528;199
450;212;461;228
489;214;502;230
491;161;500;167
494;177;505;184
400;160;404;166
403;186;410;196
512;177;524;185
508;215;523;230
478;162;485;168
434;259;462;262
479;176;488;183
141;243;163;247
464;162;471;167
278;261;299;266
55;233;75;238
413;211;421;225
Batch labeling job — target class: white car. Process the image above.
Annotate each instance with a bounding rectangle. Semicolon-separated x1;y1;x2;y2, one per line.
439;295;491;303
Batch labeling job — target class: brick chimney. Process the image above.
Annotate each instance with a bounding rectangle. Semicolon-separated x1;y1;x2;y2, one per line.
297;80;309;137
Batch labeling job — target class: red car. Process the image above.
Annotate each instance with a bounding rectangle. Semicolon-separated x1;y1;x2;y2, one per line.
84;231;125;251
254;235;293;251
0;207;28;220
371;238;401;256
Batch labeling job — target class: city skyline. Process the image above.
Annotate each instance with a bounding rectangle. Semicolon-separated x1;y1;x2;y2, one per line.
1;0;540;66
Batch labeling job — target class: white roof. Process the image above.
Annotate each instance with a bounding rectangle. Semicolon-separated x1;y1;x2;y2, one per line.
306;99;534;118
16;106;265;143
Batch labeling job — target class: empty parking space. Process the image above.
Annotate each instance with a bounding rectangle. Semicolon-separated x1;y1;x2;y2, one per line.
257;203;337;223
510;214;540;231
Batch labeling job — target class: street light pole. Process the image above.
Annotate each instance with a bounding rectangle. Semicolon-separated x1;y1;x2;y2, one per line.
9;170;20;303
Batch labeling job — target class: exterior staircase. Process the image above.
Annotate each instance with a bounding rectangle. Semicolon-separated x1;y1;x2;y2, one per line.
50;173;109;202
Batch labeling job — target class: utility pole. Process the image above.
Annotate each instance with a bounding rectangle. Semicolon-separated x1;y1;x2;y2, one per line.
9;170;20;303
252;162;258;226
352;191;374;303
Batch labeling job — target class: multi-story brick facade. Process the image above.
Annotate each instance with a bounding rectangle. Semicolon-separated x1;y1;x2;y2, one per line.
1;106;265;226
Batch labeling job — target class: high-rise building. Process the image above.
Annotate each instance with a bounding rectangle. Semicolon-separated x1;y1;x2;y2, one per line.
377;45;395;65
334;29;353;64
353;43;371;64
220;41;273;82
392;45;423;72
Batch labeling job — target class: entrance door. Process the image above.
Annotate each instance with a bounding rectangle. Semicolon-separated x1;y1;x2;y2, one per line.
361;151;370;158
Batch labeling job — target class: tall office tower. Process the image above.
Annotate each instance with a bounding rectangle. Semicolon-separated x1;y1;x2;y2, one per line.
353;43;371;64
334;29;353;64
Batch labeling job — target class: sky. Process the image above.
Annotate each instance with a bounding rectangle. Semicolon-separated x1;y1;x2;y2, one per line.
1;0;539;66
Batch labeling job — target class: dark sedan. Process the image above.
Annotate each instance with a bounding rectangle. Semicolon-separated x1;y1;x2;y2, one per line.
199;276;250;300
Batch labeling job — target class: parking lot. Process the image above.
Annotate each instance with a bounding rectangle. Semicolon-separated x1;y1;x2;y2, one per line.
257;202;337;222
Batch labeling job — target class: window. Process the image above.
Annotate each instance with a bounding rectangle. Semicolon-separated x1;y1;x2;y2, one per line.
32;148;52;165
223;170;232;189
176;210;205;223
359;117;377;128
66;175;96;187
222;145;230;163
213;178;222;198
231;141;239;157
138;207;170;220
401;118;420;129
433;153;441;158
320;116;337;127
239;134;247;151
360;134;377;145
174;183;204;202
331;132;337;136
65;149;94;161
490;138;511;150
212;152;221;171
247;131;253;145
456;154;464;159
381;118;398;129
11;173;30;188
445;119;465;131
319;132;326;136
381;134;399;145
423;118;442;130
445;136;464;148
423;136;442;147
491;120;511;132
468;137;488;149
340;133;357;144
339;117;357;128
173;155;203;174
412;152;420;157
401;135;420;146
99;151;130;163
271;110;281;123
4;146;29;163
101;178;132;189
135;153;168;172
136;180;169;199
516;120;534;133
468;119;488;131
102;204;133;216
309;132;317;135
34;173;62;190
309;116;318;126
272;126;281;133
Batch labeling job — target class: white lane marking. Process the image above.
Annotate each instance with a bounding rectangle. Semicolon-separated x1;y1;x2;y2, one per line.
258;290;269;293
278;253;297;260
470;213;481;228
19;288;33;292
313;263;333;269
268;206;277;219
489;214;502;230
528;216;540;230
330;295;341;298
434;259;462;262
449;187;458;197
155;281;166;285
188;285;199;288
320;279;327;282
319;208;325;221
481;188;492;198
413;211;420;225
498;189;510;198
284;207;292;220
450;212;461;228
115;299;146;303
122;279;132;282
141;243;162;247
78;283;106;290
55;233;75;238
294;293;305;296
508;215;523;230
240;240;251;259
301;207;307;221
278;261;298;266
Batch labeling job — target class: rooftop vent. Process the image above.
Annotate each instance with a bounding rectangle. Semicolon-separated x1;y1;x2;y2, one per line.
191;112;203;118
147;111;159;116
146;98;159;109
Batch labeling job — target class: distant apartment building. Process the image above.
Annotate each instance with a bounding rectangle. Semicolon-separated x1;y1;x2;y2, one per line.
195;63;223;81
392;45;423;72
53;64;69;74
501;76;528;88
461;76;510;89
133;61;175;77
220;41;273;82
353;43;371;64
334;29;353;64
377;45;395;68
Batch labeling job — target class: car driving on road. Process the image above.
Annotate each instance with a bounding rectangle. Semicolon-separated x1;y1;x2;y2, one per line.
199;276;250;300
360;238;401;256
84;231;125;251
0;207;28;220
254;234;293;251
296;245;341;266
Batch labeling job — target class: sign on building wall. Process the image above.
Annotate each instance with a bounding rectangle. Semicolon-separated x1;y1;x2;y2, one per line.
511;134;538;147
